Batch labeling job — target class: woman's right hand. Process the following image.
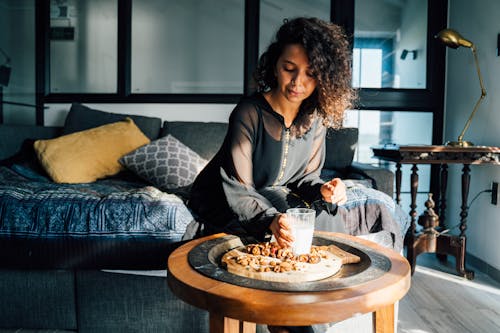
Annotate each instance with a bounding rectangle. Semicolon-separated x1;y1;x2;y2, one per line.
269;213;294;248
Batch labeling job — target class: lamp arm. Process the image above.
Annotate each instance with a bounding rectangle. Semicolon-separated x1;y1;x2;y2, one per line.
457;45;487;143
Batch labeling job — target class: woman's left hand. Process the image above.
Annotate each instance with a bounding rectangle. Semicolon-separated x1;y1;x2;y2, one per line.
320;178;347;205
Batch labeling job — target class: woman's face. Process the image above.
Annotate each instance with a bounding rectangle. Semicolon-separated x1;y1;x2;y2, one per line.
274;44;317;104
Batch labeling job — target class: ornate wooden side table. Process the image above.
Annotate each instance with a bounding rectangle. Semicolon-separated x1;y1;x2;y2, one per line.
372;144;500;280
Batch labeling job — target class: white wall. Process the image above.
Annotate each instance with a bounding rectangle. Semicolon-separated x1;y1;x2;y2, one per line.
446;0;500;271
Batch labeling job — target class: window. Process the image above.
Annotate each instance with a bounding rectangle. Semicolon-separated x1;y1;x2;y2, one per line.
0;0;37;124
49;0;118;93
354;0;428;89
131;0;245;94
259;0;330;56
353;38;393;88
345;0;446;209
34;0;447;182
344;109;432;210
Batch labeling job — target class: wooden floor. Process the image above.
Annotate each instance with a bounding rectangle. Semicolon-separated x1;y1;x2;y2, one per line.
398;254;500;333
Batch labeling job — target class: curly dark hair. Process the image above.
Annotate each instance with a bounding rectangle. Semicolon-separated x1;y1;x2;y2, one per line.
254;17;356;130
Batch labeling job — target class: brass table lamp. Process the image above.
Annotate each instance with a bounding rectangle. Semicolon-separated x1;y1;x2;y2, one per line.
435;29;487;147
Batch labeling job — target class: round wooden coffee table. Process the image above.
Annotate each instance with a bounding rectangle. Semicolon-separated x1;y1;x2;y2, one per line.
167;232;410;333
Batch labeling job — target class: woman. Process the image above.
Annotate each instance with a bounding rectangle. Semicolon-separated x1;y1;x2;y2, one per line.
189;17;355;250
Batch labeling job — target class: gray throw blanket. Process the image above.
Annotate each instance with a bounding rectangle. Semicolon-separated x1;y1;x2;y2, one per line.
338;180;410;252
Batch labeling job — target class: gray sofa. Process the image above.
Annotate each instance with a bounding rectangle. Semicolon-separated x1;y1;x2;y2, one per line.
0;103;395;332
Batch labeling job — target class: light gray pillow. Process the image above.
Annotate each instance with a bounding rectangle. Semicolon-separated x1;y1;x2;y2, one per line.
120;134;207;190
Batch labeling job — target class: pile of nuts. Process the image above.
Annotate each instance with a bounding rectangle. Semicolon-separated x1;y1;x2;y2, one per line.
225;242;329;273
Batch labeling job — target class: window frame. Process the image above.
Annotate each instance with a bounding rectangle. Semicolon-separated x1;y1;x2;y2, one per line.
35;0;447;151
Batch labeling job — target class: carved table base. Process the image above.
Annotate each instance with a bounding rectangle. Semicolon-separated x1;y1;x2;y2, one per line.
372;144;500;280
405;232;474;280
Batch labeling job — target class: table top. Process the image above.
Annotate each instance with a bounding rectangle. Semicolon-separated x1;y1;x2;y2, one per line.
167;232;411;326
372;144;500;164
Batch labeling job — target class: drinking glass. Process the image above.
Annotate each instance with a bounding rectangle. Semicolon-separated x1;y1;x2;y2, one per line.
286;208;315;255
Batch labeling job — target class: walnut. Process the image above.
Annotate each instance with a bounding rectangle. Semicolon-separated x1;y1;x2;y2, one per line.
309;255;321;264
298;254;309;262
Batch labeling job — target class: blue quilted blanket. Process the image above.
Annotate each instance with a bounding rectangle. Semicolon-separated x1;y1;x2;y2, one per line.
0;165;193;241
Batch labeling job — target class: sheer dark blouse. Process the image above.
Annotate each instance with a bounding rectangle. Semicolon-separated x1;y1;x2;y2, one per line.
188;93;327;239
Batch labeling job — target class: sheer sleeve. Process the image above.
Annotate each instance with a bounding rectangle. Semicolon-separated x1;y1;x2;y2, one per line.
288;120;327;202
220;103;279;238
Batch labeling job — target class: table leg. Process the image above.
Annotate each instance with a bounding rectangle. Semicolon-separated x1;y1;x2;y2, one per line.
209;313;256;333
460;164;471;238
409;164;419;231
431;164;474;280
405;164;419;274
373;304;395;333
438;164;448;226
437;164;448;263
435;234;474;280
395;162;402;205
455;164;474;279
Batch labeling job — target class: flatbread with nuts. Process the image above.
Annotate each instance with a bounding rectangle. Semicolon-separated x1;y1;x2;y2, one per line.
221;242;360;283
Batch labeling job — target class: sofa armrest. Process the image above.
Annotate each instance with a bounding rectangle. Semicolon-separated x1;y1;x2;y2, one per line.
347;162;394;198
0;124;62;160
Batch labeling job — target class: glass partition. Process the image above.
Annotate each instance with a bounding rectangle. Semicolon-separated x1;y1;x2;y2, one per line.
131;0;244;94
49;0;118;93
344;109;433;209
259;0;330;56
0;0;36;124
353;0;428;89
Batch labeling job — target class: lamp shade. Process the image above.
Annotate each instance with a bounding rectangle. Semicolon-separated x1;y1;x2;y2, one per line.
435;28;473;49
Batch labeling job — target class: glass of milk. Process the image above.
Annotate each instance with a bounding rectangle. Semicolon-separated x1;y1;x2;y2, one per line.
286;208;315;255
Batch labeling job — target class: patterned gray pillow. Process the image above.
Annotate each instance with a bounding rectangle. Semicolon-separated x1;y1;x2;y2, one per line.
120;134;208;190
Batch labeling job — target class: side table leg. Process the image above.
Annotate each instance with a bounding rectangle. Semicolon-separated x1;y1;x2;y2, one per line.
210;313;256;333
395;162;402;205
437;164;448;263
373;304;395;333
458;164;474;279
460;164;471;238
438;164;448;227
405;164;419;274
435;234;475;280
409;164;419;233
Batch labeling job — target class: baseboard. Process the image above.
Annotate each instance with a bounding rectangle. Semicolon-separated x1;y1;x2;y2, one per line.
467;252;500;283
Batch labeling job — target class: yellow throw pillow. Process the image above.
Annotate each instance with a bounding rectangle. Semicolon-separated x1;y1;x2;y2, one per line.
34;118;150;183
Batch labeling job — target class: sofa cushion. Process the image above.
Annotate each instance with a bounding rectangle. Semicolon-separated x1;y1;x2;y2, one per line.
120;134;207;191
63;103;162;140
161;121;228;160
34;118;150;183
324;127;358;170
